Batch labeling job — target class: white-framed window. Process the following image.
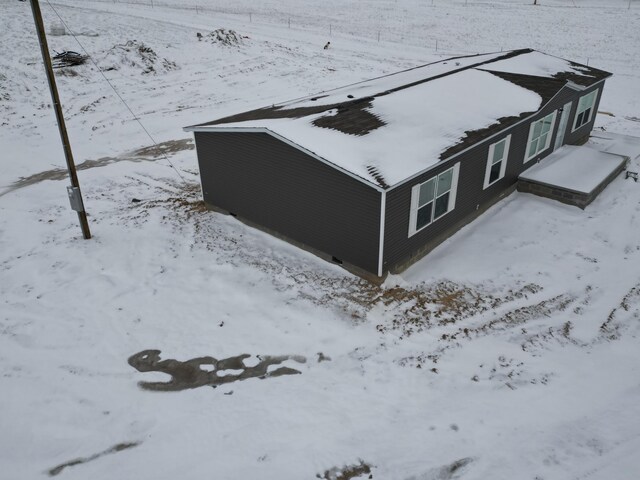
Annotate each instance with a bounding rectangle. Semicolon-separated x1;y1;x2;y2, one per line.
408;163;460;237
572;89;598;131
483;135;511;189
525;111;557;162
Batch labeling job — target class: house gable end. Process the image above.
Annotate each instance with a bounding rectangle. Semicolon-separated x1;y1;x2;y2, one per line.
194;131;383;274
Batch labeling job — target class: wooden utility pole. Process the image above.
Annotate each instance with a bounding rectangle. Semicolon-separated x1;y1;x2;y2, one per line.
29;0;91;239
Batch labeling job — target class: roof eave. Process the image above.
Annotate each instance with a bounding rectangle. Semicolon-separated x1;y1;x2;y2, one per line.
184;126;386;192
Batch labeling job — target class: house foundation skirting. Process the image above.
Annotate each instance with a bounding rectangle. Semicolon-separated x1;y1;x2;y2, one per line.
203;202;386;284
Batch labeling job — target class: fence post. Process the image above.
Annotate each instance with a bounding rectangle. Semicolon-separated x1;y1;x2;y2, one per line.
377;31;380;42
330;24;332;36
249;12;252;22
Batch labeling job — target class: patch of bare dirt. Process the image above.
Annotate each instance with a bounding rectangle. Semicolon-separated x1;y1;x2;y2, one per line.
1;139;193;197
599;282;640;341
0;73;9;101
409;457;473;480
397;292;575;370
318;460;372;480
375;282;545;338
47;442;139;476
128;350;306;391
471;355;553;390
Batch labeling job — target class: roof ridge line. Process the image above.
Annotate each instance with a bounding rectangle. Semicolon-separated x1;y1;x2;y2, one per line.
366;48;532;100
269;50;517;109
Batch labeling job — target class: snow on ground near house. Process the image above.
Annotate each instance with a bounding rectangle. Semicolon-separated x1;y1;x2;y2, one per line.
590;131;640;161
2;0;640;479
518;145;627;193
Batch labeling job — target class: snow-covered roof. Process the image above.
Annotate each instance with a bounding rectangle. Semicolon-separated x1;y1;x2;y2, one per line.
186;49;611;189
478;50;598;83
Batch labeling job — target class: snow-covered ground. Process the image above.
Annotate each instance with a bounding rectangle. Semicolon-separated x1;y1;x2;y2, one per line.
1;0;640;479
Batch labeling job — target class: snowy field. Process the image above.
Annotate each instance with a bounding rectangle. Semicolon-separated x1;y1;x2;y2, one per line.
1;0;640;479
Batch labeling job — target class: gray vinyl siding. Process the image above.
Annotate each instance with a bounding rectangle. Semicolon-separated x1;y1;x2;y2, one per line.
194;131;381;274
382;82;604;272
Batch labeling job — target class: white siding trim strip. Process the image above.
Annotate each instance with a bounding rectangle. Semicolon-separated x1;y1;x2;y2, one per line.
184;126;385;193
449;163;460;211
377;190;387;278
407;183;421;237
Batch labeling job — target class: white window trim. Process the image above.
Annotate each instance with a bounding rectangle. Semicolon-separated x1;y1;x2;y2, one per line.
408;163;459;237
571;88;598;132
524;111;557;163
483;135;511;189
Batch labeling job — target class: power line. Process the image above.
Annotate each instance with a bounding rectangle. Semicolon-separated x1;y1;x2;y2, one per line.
44;0;187;184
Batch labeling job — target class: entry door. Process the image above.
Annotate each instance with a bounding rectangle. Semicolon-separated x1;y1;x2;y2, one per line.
554;101;573;151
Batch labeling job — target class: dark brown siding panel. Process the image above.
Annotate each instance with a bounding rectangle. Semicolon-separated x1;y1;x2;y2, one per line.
194;132;381;274
383;82;604;272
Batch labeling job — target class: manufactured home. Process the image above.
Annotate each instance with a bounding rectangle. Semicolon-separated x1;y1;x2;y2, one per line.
185;49;613;279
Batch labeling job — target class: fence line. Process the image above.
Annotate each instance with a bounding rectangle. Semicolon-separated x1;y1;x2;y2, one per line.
56;0;628;63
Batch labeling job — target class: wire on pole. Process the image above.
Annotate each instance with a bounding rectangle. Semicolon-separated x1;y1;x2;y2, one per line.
43;0;187;185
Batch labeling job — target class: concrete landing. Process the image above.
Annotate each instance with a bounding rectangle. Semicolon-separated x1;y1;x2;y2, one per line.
518;145;628;209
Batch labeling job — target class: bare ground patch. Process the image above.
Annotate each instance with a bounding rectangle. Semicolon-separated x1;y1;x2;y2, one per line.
318;460;373;480
411;457;474;480
0;139;193;197
128;350;306;391
599;282;640;341
47;442;139;477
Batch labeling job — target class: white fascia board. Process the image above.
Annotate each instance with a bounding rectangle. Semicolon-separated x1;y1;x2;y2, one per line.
389;78;607;191
377;190;386;278
565;80;586;91
185;126;385;192
184;126;266;133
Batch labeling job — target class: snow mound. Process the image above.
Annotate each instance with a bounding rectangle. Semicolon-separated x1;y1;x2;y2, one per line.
205;29;244;46
100;40;178;75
